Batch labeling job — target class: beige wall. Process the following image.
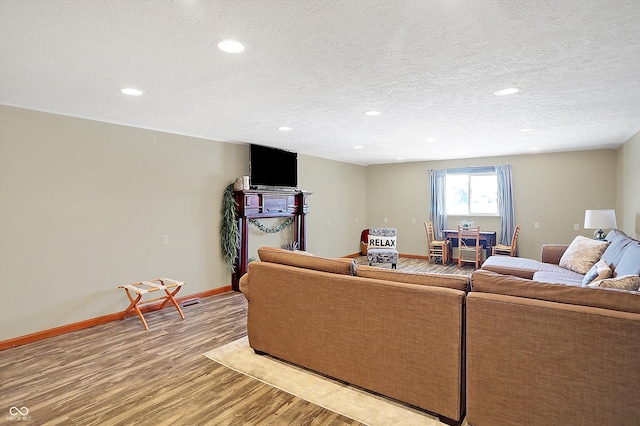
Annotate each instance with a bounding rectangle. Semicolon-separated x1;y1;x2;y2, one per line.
0;105;366;341
0;106;248;340
298;154;367;257
616;130;640;239
366;150;619;260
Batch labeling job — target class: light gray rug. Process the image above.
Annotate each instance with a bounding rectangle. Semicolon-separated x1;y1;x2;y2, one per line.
204;336;447;426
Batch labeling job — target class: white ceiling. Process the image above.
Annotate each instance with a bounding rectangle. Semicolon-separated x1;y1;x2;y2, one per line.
1;1;639;166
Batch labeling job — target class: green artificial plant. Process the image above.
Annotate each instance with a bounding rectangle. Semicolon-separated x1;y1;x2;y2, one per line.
220;183;239;274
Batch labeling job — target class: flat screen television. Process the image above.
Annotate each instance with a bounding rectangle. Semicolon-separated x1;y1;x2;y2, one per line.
249;144;298;189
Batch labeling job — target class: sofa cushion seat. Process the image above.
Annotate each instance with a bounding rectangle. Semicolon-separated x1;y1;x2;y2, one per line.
532;270;585;286
481;256;543;279
482;256;576;280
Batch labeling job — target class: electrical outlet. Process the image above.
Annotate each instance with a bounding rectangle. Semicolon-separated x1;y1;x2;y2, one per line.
574;223;580;231
412;218;416;224
534;222;540;229
384;218;388;224
162;234;169;244
355;217;359;224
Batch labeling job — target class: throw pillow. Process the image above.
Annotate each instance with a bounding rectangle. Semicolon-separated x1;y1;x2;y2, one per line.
588;275;640;292
600;233;635;270
559;236;609;275
581;259;613;286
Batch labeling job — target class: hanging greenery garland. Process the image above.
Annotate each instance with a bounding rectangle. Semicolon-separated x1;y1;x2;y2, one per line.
249;217;294;233
220;183;239;274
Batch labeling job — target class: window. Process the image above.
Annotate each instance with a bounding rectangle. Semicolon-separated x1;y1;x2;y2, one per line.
445;172;498;215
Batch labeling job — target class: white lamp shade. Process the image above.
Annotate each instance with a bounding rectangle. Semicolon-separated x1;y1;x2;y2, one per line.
584;209;617;230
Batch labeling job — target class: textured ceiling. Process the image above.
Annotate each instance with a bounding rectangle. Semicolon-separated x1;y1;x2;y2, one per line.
1;0;639;165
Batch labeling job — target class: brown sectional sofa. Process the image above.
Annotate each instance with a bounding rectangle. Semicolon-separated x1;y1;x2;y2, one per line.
240;246;469;423
482;229;640;286
466;270;640;426
240;243;640;425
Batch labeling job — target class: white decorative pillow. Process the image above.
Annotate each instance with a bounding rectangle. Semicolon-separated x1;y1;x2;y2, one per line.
588;275;640;291
368;236;397;250
559;236;609;275
581;259;613;286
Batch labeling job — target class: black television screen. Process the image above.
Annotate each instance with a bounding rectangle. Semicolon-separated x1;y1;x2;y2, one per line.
249;144;298;189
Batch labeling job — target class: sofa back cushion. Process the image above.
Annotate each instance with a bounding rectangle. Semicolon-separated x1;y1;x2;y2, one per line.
257;246;356;276
614;242;640;277
356;265;470;292
601;231;637;270
471;270;640;314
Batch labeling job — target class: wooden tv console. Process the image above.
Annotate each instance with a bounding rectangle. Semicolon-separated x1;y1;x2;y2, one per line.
232;189;312;291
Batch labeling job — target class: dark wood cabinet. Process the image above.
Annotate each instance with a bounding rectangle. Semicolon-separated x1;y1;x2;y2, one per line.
231;189;311;291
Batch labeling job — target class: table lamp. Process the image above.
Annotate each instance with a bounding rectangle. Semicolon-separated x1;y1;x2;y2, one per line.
584;209;617;240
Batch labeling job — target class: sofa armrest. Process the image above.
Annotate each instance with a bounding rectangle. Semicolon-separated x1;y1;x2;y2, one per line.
239;273;250;301
541;244;568;264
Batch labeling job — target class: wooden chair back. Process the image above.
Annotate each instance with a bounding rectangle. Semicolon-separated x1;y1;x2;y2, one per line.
509;224;521;255
458;225;482;269
424;222;449;265
492;224;521;256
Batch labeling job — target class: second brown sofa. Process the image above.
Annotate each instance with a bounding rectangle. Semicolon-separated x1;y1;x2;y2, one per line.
240;246;469;423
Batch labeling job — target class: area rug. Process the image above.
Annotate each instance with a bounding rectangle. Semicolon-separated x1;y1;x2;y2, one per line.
204;336;446;426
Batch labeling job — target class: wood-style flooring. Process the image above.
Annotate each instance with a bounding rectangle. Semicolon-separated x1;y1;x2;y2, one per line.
0;257;473;426
353;255;476;275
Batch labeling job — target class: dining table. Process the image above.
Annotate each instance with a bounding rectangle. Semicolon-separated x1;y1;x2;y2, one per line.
443;229;497;261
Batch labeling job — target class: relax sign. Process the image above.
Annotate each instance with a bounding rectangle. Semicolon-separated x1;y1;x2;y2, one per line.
368;236;396;249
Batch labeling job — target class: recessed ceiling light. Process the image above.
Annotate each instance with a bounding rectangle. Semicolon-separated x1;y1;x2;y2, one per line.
529;146;539;151
425;137;437;142
519;128;534;132
396;157;405;161
277;126;292;131
121;88;143;96
353;145;364;149
217;39;245;53
494;87;520;96
364;110;381;116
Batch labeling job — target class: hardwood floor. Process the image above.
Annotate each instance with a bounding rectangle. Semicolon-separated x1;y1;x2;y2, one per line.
354;255;477;275
1;258;473;425
0;292;361;425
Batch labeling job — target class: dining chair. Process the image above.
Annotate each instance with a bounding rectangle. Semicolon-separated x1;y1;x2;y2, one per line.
492;224;521;257
425;222;450;265
458;225;482;269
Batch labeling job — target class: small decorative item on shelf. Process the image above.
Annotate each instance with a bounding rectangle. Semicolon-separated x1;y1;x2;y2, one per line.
459;219;474;229
243;175;250;190
233;177;244;191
